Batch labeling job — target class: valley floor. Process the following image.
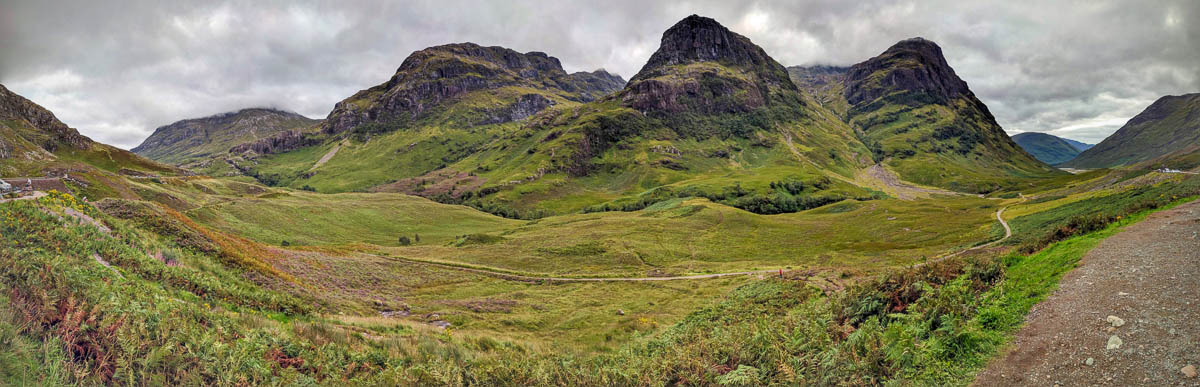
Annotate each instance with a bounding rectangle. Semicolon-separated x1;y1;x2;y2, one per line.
974;199;1200;385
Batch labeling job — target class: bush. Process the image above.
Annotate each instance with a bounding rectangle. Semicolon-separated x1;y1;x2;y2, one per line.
398;236;412;246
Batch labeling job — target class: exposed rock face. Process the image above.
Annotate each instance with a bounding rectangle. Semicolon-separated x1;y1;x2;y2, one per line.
620;15;797;115
843;38;971;106
567;69;627;101
787;65;848;90
132;108;317;164
323;43;617;135
229;129;314;155
0;139;10;159
629;15;793;87
0;83;91;150
476;94;555;125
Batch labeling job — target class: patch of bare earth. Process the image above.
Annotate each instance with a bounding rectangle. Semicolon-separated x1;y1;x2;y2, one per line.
973;200;1200;386
859;164;962;200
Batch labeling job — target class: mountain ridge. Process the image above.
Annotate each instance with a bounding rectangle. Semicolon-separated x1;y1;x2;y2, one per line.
1063;93;1200;169
1011;132;1085;165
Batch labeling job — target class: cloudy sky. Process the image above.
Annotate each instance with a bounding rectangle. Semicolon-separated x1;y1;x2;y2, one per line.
1;1;1197;148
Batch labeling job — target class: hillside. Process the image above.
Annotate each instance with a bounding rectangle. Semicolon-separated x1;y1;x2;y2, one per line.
1062;93;1200;169
131;108;319;166
1011;132;1083;165
0;83;179;198
1062;137;1094;151
840;38;1060;193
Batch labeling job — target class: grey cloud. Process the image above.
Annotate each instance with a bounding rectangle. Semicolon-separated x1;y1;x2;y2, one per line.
1;0;1197;148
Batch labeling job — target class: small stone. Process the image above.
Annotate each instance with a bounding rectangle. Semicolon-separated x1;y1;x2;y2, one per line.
1106;315;1125;327
1106;335;1123;350
1085;357;1095;366
1183;365;1197;378
617;309;625;316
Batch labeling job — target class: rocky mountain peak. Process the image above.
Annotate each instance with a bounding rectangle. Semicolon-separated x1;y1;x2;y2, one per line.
843;37;970;106
629;15;792;87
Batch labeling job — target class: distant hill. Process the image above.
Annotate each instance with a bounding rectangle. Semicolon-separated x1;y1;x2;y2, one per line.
132;108;319;166
0;83;179;198
1062;138;1093;152
837;38;1060;193
1011;132;1084;165
1062;93;1200;169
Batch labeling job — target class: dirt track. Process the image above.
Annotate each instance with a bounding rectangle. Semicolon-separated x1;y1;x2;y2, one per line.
973;199;1200;386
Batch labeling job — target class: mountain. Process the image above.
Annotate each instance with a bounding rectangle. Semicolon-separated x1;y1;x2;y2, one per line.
321;43;626;136
1011;132;1083;165
132;108;319;166
0;83;178;198
1062;93;1200;169
840;37;1059;193
1062;138;1093;152
229;15;872;217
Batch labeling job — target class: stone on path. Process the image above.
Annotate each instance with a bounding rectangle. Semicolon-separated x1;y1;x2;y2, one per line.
1106;335;1123;350
1106;315;1125;327
1085;357;1094;366
1183;364;1197;378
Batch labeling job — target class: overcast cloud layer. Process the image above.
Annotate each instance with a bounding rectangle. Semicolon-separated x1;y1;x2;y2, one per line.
1;0;1197;148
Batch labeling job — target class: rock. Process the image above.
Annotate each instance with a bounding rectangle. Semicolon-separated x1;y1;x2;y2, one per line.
1106;315;1125;327
229;129;315;156
0;84;91;150
1106;335;1123;350
620;15;794;115
1085;357;1094;366
1183;364;1197;378
617;309;625;316
843;37;970;106
321;43;623;136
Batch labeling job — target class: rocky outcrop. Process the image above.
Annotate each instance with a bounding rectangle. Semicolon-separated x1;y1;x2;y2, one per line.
476;94;556;125
229;129;314;155
619;15;797;115
843;38;971;106
322;43;610;135
0;139;10;159
0;83;91;150
629;15;793;88
566;69;626;101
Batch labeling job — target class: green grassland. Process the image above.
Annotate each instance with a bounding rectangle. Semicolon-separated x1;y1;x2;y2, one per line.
127;177;1003;277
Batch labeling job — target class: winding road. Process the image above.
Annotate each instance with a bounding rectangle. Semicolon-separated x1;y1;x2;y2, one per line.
376;206;1014;282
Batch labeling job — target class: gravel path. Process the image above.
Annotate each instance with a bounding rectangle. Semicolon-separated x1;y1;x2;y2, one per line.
973;199;1200;386
0;190;46;203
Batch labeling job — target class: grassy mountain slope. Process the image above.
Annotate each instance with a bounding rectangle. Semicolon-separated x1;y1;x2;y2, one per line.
1063;93;1200;168
841;38;1061;193
1011;132;1082;165
0;84;180;199
131;108;319;167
